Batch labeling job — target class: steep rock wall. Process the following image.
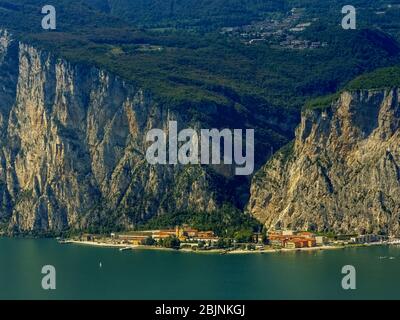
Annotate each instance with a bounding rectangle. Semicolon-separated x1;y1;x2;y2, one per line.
0;30;218;233
248;89;400;236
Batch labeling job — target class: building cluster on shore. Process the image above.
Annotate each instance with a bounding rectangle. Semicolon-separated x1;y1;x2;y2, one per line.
104;225;219;246
77;225;392;252
268;230;321;249
350;234;387;244
267;230;389;249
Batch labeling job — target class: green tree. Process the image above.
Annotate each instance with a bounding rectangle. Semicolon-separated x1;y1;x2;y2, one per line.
163;236;181;249
247;244;256;251
142;236;156;246
216;238;227;249
234;229;253;243
198;241;206;249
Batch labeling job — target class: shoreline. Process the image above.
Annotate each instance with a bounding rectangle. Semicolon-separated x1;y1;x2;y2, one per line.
64;239;396;255
66;240;225;253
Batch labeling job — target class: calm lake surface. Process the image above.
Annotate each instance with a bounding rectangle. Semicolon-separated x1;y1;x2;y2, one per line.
1;238;399;300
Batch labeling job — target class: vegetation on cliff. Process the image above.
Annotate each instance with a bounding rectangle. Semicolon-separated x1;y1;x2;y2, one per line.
347;66;400;90
140;204;262;238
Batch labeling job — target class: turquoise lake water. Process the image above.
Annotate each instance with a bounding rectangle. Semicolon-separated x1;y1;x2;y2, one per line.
0;238;399;300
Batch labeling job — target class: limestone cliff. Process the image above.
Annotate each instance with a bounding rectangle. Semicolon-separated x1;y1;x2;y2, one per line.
0;30;220;233
248;88;400;236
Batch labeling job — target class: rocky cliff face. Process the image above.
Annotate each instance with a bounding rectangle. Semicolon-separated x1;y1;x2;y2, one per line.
248;88;400;236
0;30;220;233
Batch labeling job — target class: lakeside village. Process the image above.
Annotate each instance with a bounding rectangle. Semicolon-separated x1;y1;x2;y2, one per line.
63;225;400;253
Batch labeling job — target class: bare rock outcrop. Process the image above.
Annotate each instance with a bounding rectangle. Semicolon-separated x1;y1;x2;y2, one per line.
248;88;400;236
0;30;219;233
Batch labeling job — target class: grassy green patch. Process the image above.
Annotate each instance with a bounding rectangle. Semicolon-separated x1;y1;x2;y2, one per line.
303;93;341;111
347;65;400;90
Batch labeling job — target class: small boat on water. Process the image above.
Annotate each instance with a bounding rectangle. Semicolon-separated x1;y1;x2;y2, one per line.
119;247;132;252
58;239;73;244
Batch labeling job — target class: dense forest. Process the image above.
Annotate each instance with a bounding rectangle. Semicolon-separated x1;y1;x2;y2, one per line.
2;1;400;113
86;0;288;29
